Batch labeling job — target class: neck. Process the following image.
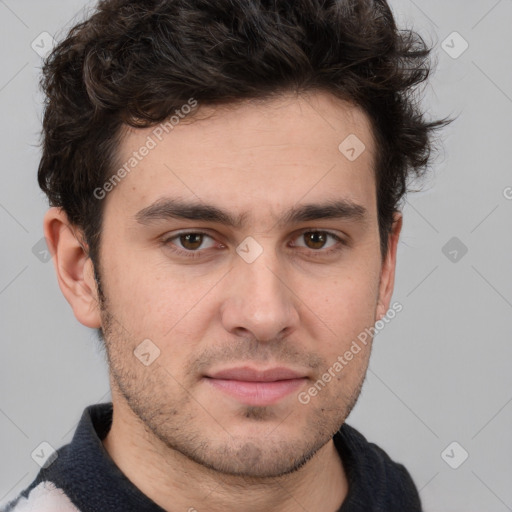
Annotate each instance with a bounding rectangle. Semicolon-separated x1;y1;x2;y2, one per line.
102;396;348;512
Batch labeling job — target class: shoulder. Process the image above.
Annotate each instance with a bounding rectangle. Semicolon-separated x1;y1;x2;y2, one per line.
2;480;79;512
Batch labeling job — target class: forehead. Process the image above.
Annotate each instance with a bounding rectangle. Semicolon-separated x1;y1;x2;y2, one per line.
107;91;377;222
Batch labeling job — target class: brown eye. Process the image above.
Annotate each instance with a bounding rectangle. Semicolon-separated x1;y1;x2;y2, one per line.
163;231;219;259
291;230;344;256
179;233;204;250
303;232;328;249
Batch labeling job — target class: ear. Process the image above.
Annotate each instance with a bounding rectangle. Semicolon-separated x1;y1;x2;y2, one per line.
375;211;403;321
43;207;102;328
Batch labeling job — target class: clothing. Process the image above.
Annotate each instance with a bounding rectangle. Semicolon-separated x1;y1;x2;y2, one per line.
3;403;423;511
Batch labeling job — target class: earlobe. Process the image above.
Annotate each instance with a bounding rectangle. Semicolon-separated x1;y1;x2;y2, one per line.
376;212;403;322
43;207;102;329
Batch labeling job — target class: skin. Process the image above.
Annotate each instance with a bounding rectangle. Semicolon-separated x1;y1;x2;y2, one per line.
44;91;402;512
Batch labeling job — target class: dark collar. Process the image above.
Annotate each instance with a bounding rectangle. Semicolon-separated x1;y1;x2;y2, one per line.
44;402;165;511
43;402;419;512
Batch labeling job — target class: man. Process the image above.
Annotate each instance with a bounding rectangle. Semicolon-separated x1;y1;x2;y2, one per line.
5;0;449;510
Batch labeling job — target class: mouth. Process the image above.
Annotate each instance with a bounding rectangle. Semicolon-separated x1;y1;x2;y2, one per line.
203;366;308;406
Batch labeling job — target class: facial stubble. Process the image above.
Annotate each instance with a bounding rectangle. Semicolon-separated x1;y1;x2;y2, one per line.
95;272;370;479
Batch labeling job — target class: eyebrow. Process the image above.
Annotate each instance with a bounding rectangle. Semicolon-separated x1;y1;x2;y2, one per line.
135;197;368;229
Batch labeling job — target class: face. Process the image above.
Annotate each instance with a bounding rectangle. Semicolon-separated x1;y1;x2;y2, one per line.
93;92;399;478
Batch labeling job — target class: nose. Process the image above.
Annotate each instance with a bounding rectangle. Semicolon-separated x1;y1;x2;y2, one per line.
220;246;300;343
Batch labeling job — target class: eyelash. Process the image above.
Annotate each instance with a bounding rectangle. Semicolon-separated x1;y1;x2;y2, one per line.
161;230;347;259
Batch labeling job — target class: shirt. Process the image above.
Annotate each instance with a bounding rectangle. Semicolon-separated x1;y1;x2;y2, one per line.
3;402;423;511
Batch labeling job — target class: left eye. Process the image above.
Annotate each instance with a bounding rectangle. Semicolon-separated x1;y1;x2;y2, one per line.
292;231;340;250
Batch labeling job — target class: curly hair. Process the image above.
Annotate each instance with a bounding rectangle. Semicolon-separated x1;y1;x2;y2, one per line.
38;0;450;266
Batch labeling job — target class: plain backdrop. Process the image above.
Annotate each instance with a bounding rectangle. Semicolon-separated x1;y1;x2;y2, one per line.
1;1;511;511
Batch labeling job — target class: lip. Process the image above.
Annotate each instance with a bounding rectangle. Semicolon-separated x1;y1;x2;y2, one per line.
204;366;308;406
207;366;305;382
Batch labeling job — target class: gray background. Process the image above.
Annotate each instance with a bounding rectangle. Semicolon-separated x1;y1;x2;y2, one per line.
1;1;511;510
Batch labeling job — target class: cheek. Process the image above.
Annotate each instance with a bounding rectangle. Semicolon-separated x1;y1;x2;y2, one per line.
314;264;380;323
310;277;376;397
101;250;221;346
